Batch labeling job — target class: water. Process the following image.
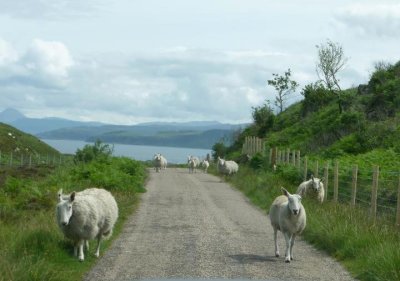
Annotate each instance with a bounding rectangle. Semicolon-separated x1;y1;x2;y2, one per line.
41;139;212;164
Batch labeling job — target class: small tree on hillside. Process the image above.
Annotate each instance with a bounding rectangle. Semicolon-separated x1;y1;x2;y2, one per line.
316;39;348;113
267;68;299;113
252;102;275;137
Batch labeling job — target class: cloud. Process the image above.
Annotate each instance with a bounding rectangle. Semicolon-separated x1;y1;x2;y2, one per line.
0;39;18;65
0;0;104;20
335;2;400;37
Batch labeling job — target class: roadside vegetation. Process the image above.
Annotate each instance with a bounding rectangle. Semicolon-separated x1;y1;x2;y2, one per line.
212;55;400;280
0;141;146;281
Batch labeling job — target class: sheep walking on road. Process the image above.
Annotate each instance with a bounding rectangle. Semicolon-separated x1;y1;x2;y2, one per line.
269;187;306;263
56;188;119;261
296;175;325;203
187;155;200;173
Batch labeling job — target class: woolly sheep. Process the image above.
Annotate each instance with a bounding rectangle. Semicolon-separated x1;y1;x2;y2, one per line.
154;153;167;172
269;187;306;263
201;159;209;173
56;188;118;261
296;175;325;203
217;157;238;175
187;155;200;173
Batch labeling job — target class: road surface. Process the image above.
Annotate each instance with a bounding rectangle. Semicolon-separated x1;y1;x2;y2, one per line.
84;168;355;281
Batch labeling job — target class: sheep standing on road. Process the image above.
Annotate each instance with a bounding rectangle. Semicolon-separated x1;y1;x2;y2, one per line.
56;188;119;261
269;187;306;263
217;156;239;175
154;153;167;172
201;159;209;173
187;155;200;173
296;175;325;203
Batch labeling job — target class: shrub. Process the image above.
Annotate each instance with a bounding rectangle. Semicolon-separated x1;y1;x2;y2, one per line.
74;140;113;164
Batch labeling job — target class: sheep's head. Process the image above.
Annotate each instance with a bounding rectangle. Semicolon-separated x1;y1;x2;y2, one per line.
56;189;75;227
282;187;302;216
311;175;323;192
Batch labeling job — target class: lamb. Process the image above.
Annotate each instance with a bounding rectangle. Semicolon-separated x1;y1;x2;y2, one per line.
56;188;119;261
269;187;306;263
201;159;209;173
296;175;325;203
217;156;239;175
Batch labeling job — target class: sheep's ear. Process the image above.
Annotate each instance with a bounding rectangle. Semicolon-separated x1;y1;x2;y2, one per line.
58;189;63;202
311;174;314;181
281;187;289;197
296;194;302;201
320;177;324;183
70;192;76;202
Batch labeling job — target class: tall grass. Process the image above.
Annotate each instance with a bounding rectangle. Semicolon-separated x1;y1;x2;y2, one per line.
222;164;400;281
0;156;146;281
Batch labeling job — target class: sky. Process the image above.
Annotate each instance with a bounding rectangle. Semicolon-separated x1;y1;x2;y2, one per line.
0;0;399;125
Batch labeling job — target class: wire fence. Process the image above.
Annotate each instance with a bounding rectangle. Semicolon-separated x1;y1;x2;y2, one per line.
269;147;400;227
0;151;69;168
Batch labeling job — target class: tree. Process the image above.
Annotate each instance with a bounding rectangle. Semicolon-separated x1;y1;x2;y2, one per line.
267;68;299;113
251;102;275;137
316;39;348;113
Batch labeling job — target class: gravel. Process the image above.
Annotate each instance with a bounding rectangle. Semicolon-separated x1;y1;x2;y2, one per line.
83;168;356;281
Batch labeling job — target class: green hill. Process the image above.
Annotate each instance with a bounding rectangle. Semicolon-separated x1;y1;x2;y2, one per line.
0;122;60;157
232;61;400;163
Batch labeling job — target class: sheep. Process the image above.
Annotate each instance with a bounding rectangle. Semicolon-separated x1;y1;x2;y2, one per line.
201;159;209;173
154;153;167;172
296;175;325;203
187;155;200;173
217;156;239;175
56;188;119;261
269;187;306;263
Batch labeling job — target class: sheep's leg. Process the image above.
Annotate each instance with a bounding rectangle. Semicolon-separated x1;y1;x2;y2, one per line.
77;240;85;261
94;236;102;258
284;232;292;263
74;242;78;257
290;234;296;260
273;227;280;257
85;240;89;252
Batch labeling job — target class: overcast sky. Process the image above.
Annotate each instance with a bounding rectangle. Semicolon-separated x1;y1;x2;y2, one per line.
0;0;399;125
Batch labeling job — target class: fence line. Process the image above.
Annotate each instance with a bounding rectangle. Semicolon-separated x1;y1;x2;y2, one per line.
0;151;67;168
242;136;264;156
269;147;400;227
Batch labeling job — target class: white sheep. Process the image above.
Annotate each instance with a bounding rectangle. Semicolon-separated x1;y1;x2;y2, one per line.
201;159;209;173
296;175;325;203
153;153;167;172
217;156;239;175
56;188;119;261
187;155;200;173
269;187;306;263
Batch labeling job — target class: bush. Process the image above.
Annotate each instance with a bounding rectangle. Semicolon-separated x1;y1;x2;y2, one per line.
74;140;113;164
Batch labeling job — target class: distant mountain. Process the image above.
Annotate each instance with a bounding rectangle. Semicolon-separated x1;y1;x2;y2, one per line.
0;108;106;134
38;121;248;149
0;108;25;123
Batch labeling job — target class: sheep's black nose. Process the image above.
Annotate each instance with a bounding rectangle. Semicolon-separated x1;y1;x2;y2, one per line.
293;210;299;215
62;222;68;226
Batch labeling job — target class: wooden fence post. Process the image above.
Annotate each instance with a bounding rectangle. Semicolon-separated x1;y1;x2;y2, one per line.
314;160;319;178
286;149;290;164
10;152;13;166
296;151;301;169
29;155;32;168
371;165;379;222
351;165;358;206
324;163;329;201
303;157;308;181
334;160;339;203
396;173;400;227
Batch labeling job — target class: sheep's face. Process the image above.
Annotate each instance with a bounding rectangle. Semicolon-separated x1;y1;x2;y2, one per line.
56;190;75;227
282;187;302;216
311;178;323;192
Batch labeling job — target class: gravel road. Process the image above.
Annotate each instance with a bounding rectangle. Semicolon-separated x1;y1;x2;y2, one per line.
84;168;355;281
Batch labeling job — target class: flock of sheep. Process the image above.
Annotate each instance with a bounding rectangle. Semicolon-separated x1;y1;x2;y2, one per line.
56;151;324;264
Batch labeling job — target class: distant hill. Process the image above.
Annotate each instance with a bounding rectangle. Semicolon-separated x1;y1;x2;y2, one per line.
38;122;247;149
0;122;60;156
0;108;105;134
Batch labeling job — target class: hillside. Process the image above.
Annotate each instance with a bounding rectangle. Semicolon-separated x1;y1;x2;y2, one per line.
0;122;60;156
234;60;400;160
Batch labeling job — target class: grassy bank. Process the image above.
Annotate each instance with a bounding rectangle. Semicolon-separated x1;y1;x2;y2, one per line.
220;165;400;281
0;156;146;281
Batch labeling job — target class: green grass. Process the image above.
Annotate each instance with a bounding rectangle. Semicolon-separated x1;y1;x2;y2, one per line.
0;156;146;281
218;164;400;281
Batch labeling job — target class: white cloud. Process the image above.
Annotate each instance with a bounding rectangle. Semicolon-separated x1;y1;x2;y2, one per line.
23;39;74;77
335;2;400;37
0;39;18;65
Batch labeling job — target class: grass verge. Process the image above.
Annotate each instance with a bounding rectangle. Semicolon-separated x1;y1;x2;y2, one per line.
218;165;400;281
